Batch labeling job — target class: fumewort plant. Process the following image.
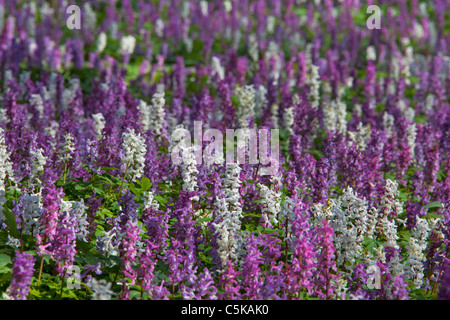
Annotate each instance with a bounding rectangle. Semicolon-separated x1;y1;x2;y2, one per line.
0;0;449;300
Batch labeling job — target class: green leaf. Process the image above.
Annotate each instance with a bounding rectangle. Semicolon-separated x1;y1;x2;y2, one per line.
129;183;139;195
398;191;411;201
129;290;142;300
29;288;41;298
425;201;442;209
155;195;168;205
3;208;18;237
74;184;85;191
141;177;152;192
97;175;115;184
100;208;114;218
244;212;261;219
62;289;78;299
0;254;12;268
195;217;213;225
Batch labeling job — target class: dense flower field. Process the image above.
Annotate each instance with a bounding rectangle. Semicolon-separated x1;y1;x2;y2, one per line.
0;0;449;300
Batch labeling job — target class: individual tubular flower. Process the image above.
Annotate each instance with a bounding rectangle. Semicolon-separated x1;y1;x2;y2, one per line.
6;252;35;300
121;128;146;183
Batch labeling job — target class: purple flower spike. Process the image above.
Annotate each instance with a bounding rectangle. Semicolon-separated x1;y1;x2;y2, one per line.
7;252;35;300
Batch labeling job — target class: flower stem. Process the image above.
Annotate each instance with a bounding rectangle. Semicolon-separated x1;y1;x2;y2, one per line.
59;269;67;299
37;256;44;283
118;161;130;196
63;162;68;184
